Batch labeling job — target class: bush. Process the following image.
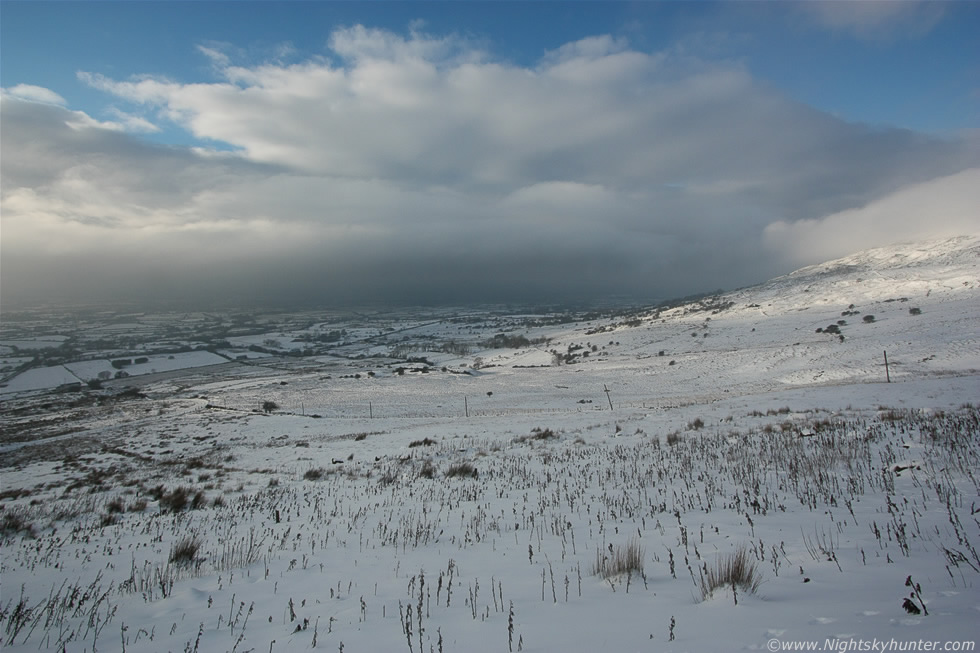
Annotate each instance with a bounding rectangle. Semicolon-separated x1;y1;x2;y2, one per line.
419;460;436;479
190;490;207;510
169;535;202;567
262;400;279;413
863;315;876;323
159;487;191;513
304;468;326;481
514;427;558;444
687;417;705;431
409;438;437;448
0;510;36;539
698;544;762;601
909;307;922;315
592;539;644;578
446;462;478;478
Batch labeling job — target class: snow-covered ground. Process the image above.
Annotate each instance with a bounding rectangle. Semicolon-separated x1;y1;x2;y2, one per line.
1;236;978;652
0;351;230;395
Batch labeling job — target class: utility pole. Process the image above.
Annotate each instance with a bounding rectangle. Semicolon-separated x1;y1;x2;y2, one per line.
603;385;613;411
883;351;891;383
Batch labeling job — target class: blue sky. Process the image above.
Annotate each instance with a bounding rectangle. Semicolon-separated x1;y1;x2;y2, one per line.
1;1;978;307
4;1;976;138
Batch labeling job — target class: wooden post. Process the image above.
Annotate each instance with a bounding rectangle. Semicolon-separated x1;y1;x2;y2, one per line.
369;402;373;419
884;350;890;383
603;385;613;411
464;396;469;418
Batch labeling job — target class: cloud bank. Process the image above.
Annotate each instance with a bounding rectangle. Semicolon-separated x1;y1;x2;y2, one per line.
2;26;977;308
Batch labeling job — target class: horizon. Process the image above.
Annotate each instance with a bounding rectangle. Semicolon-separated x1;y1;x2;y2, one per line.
2;1;979;310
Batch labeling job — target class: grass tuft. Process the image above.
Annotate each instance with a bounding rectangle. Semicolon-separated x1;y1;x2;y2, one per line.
593;539;644;578
698;544;762;601
169;534;203;567
445;462;478;478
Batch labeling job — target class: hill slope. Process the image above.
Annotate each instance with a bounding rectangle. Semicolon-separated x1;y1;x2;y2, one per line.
1;236;978;653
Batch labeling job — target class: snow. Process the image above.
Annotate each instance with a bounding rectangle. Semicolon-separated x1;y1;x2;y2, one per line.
1;236;979;653
0;364;81;392
1;351;230;394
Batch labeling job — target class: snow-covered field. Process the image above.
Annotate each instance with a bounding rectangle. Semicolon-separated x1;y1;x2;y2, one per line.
1;237;978;652
0;352;230;395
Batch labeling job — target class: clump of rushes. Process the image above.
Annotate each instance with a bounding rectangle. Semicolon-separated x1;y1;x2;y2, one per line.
592;539;644;578
698;544;762;601
445;462;477;478
169;535;202;566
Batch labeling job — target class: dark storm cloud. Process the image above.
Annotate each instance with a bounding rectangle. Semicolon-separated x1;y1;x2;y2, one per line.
2;27;978;309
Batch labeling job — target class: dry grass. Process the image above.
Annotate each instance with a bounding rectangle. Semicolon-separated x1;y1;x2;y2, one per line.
592;539;644;578
445;462;478;478
169;534;202;567
698;544;762;601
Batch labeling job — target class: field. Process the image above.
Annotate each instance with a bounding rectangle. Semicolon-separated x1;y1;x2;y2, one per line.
1;237;979;652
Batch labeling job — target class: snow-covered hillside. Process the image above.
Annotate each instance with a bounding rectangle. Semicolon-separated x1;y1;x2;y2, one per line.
1;237;978;653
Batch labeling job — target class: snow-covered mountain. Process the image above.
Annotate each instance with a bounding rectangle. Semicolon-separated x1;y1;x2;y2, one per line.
741;235;980;309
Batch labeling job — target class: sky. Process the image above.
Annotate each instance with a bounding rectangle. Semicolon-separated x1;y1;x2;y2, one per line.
2;1;979;310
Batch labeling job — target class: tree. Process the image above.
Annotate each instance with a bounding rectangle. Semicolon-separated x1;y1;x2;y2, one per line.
262;400;279;413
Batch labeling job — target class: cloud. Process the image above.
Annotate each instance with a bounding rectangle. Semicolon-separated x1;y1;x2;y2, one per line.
3;27;979;308
4;84;67;106
763;168;980;266
801;1;946;39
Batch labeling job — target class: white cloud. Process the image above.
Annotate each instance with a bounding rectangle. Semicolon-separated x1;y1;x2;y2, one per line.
3;84;66;106
801;0;946;39
196;44;231;68
3;26;978;307
763;168;980;265
104;108;161;133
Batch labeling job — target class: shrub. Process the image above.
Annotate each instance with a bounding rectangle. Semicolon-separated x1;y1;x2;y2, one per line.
304;468;326;481
0;510;36;539
159;487;192;513
262;400;279;413
446;462;478;478
419;460;437;479
687;417;705;431
409;438;437;448
514;427;558;444
592;539;644;578
666;431;682;446
530;427;557;440
863;315;876;323
169;535;202;567
190;490;207;510
106;497;125;514
909;307;921;315
698;544;762;601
